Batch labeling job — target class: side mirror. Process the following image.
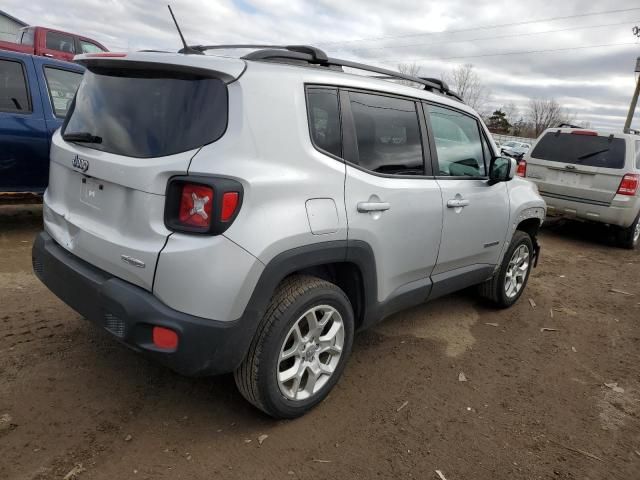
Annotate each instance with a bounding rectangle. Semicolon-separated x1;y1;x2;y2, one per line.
489;156;517;184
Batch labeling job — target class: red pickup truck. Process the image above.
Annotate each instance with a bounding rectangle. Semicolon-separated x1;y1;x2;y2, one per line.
0;26;108;62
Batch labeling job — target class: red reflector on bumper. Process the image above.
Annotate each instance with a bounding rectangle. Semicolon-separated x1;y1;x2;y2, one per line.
153;326;179;350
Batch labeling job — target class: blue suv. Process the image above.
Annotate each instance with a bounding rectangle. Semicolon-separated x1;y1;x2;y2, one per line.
0;50;83;193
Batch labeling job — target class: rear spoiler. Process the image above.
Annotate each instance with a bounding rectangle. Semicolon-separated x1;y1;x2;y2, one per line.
74;52;246;83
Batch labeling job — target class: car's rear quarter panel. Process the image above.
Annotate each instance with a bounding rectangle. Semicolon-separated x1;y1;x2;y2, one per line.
187;63;349;265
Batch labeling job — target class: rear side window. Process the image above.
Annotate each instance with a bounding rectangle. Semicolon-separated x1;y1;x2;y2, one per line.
531;132;626;169
79;40;105;54
307;88;342;158
0;59;30;113
46;31;75;53
636;141;640;169
44;67;83;118
63;67;228;158
20;28;34;46
428;105;485;177
349;92;423;175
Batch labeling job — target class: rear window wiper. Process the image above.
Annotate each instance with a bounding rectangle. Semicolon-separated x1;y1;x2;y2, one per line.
577;148;608;161
62;132;103;144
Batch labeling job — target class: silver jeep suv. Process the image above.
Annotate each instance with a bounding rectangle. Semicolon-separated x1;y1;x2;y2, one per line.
32;45;545;418
522;126;640;249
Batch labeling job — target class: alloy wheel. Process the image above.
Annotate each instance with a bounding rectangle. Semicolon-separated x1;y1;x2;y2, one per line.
277;305;344;401
504;244;530;299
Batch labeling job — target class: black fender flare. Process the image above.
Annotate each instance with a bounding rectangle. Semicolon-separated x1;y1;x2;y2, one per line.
230;240;378;367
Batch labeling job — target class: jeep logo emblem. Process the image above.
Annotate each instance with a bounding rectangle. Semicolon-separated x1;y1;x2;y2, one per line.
72;154;89;172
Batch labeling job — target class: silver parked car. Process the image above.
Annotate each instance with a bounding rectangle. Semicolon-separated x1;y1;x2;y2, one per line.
522;126;640;249
501;140;531;158
32;45;545;418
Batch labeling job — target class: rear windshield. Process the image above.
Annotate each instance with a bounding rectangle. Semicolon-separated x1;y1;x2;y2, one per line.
63;67;228;158
530;132;626;169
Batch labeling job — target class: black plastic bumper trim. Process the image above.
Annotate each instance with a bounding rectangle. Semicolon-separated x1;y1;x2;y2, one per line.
32;231;251;376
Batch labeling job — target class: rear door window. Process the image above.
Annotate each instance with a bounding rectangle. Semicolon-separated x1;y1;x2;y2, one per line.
63;67;228;158
348;91;424;175
46;31;76;54
307;88;342;158
0;59;31;113
428;104;486;177
43;67;83;117
530;132;626;169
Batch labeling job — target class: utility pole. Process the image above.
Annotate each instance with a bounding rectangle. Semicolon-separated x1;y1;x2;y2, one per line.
624;27;640;133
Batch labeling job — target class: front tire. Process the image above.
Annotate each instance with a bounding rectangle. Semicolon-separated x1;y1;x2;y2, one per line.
617;213;640;250
479;230;534;308
234;275;354;419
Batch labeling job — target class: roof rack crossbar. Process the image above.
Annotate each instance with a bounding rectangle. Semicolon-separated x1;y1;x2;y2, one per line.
183;44;462;102
334;59;462;101
189;44;328;62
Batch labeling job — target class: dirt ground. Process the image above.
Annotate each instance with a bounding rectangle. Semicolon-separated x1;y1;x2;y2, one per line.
1;204;639;480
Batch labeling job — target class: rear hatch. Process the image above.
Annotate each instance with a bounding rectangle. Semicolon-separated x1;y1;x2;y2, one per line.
43;53;243;290
526;130;628;205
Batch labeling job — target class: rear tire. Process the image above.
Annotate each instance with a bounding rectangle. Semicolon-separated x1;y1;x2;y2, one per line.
616;213;640;250
479;231;534;308
234;275;354;419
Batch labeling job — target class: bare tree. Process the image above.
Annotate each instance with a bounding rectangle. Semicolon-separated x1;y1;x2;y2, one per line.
442;64;491;112
527;98;564;136
502;102;519;126
397;62;422;87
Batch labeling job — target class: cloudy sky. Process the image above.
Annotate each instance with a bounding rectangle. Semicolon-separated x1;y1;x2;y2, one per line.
4;0;640;131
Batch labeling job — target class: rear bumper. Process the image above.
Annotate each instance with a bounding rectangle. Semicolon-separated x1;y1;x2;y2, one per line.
32;231;252;376
541;192;640;228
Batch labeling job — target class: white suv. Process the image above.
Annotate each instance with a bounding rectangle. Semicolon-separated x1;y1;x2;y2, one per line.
32;45;545;418
522;126;640;249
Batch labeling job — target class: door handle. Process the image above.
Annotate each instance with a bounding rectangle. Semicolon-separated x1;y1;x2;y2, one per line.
357;201;391;213
447;199;470;208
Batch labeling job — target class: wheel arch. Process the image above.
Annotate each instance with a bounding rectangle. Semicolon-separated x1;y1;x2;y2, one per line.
516;217;542;239
514;212;544;267
496;206;545;271
241;240;377;337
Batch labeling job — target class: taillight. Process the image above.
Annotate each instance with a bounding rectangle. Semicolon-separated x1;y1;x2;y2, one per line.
617;174;640;196
179;184;214;228
516;159;527;177
165;176;243;234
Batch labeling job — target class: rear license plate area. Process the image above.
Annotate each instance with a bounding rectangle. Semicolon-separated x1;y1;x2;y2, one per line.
80;177;103;209
555;170;591;188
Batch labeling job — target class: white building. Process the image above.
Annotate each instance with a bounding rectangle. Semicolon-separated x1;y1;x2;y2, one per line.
0;10;28;43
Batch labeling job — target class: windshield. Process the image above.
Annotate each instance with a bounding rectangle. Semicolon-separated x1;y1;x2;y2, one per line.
63;67;228;158
531;132;625;169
